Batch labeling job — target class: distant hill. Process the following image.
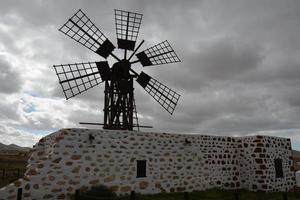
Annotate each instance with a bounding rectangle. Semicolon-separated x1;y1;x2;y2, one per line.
293;150;300;158
0;142;31;153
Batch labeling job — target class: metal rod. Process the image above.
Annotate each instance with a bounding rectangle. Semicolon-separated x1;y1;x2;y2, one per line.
110;52;121;61
69;19;101;46
130;49;173;64
147;81;177;105
124;12;130;60
59;71;100;84
79;122;152;128
130;59;140;64
79;122;105;125
148;50;173;59
129;68;139;76
136;125;153;128
128;40;145;61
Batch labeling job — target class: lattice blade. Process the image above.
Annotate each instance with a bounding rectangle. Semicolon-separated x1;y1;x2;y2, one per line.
136;72;180;114
53;62;105;99
59;9;115;58
135;40;181;67
115;9;143;50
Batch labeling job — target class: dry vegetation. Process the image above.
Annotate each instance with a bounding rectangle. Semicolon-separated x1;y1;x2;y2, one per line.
0;154;28;187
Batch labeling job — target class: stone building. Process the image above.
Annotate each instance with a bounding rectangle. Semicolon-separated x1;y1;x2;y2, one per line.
0;128;296;199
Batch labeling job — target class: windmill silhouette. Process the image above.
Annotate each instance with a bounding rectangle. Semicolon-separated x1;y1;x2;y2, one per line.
53;9;181;131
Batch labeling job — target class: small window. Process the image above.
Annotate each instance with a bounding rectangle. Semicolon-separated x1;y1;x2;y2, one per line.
137;160;146;178
275;159;284;178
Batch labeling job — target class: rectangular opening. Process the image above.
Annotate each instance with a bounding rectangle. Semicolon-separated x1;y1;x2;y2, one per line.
136;160;146;178
275;158;284;178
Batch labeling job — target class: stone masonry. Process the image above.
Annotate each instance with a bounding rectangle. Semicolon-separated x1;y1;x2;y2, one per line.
0;128;295;199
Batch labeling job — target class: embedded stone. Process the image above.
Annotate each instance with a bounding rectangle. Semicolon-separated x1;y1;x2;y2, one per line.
85;156;92;161
155;182;162;189
176;187;185;192
14;180;21;187
139;181;149;189
37;163;44;168
120;186;131;192
66;186;73;192
57;194;66;199
25;184;30;190
254;148;262;153
48;176;55;181
43;194;54;199
109;185;119;192
71;155;81;160
52;157;62;163
69;180;79;185
257;143;264;147
104;175;115;182
24;193;31;197
260;165;266;170
256;170;263;175
89;179;99;185
72;167;81;173
52;188;62;192
33;184;39;189
27;169;38;175
66;161;73;166
55;136;64;142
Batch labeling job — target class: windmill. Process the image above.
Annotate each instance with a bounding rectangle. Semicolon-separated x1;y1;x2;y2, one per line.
53;9;181;131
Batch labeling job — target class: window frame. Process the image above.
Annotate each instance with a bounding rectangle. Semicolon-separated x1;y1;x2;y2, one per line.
274;158;284;178
136;160;147;178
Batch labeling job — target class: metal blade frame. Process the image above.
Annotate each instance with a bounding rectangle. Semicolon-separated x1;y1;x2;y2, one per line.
134;40;181;66
137;72;180;114
59;9;116;58
53;62;103;99
114;9;143;50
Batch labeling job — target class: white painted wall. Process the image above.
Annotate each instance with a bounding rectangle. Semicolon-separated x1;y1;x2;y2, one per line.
0;129;295;200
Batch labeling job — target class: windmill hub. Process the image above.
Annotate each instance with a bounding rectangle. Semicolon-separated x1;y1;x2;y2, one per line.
111;59;131;80
53;9;181;131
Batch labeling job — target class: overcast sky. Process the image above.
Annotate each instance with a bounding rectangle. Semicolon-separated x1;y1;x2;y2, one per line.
1;0;300;149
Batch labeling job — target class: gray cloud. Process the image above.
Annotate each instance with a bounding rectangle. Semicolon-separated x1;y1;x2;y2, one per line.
1;0;300;149
0;56;22;94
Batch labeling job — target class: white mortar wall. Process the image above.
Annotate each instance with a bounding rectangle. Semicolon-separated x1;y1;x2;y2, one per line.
0;129;295;200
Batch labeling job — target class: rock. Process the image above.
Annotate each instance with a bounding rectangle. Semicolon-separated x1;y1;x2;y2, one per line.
52;188;62;192
104;175;115;182
57;193;66;199
25;184;30;190
43;194;54;199
52;158;62;163
71;155;81;160
139;181;149;189
27;169;38;175
65;161;73;166
89;179;99;185
14;180;21;187
109;185;119;192
120;186;131;192
33;184;39;189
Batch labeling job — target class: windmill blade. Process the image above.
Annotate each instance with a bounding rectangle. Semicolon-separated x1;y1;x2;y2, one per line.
53;61;109;99
114;9;143;51
59;9;116;59
134;40;181;67
136;72;180;115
